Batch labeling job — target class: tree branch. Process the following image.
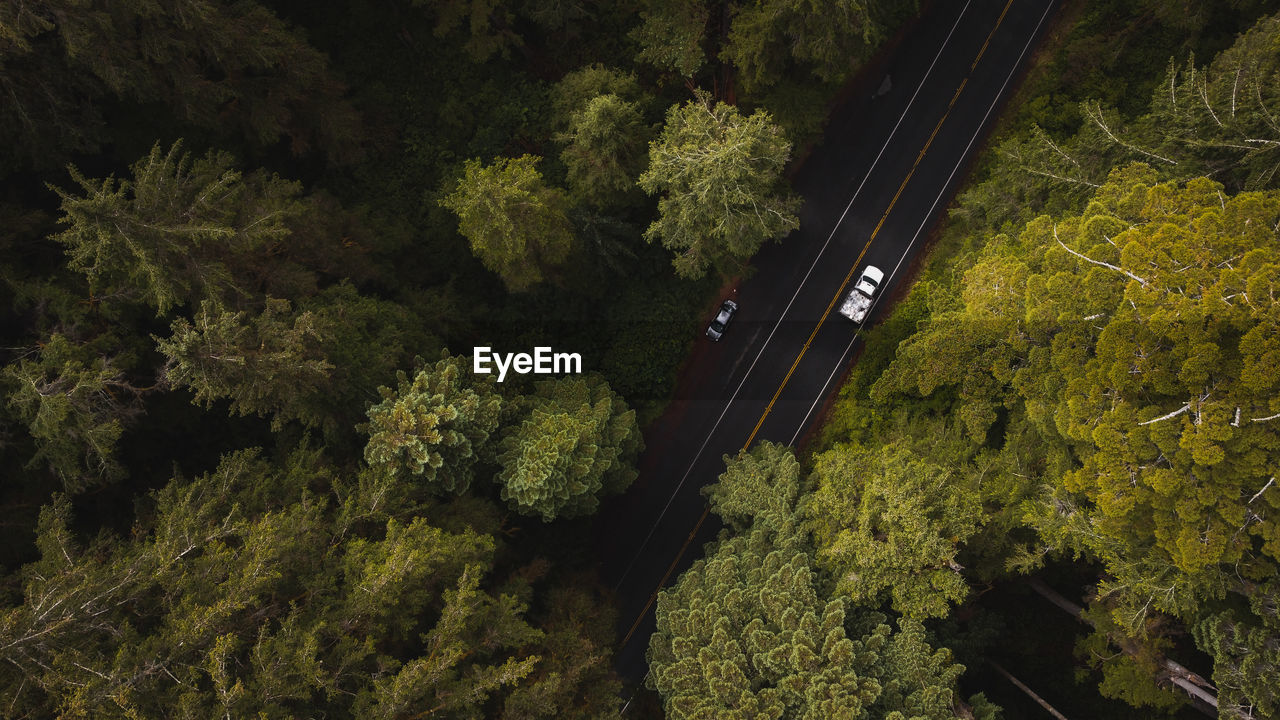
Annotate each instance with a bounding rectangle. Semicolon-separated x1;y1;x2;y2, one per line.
1054;225;1149;287
1028;579;1218;716
1139;404;1191;426
1249;477;1275;504
990;662;1072;720
1084;101;1178;165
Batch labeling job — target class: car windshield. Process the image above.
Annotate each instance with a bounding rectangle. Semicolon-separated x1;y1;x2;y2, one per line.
709;320;725;332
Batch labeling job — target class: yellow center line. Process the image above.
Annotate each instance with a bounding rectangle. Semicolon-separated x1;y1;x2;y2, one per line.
971;2;1010;70
742;64;975;448
972;40;991;71
618;505;711;646
619;0;1018;654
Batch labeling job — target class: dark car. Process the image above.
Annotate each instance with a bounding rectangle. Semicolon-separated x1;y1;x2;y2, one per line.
705;299;739;341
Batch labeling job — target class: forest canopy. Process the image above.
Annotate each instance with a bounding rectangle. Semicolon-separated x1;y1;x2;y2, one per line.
0;0;918;716
809;3;1280;716
4;0;1280;718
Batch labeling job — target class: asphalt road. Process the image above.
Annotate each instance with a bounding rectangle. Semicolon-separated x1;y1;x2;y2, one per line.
592;0;1060;695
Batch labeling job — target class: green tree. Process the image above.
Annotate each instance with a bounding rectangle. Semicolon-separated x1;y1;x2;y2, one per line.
363;354;504;495
549;64;643;131
1027;171;1280;614
704;441;805;548
876;167;1280;607
650;442;981;719
805;442;982;619
0;7;103;172
499;581;626;720
723;0;881;92
414;0;520;61
1073;602;1189;713
967;9;1280;224
1192;580;1280;720
630;0;710;77
647;527;877;720
868;164;1280;712
0;0;361;169
647;524;970;720
1123;12;1280;192
302;283;434;431
2;335;143;492
639;92;799;278
559;94;649;207
155;299;333;430
440;155;576;292
495;375;642;521
412;0;603;62
0;447;621;719
51;142;305;314
155;284;421;436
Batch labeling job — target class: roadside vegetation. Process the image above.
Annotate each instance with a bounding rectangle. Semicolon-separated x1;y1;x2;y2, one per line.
4;0;1278;719
0;0;915;717
799;1;1280;717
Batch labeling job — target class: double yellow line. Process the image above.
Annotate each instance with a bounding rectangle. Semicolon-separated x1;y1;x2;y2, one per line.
619;0;1018;651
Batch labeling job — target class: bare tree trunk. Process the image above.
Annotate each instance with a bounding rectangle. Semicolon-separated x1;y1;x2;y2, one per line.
1027;578;1082;618
1026;579;1219;714
1166;675;1220;712
990;662;1072;720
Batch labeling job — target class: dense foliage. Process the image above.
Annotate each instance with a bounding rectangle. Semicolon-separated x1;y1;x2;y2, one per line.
0;0;921;716
809;4;1280;717
440;155;577;292
0;448;624;718
639;92;800;279
649;444;995;720
10;0;1278;718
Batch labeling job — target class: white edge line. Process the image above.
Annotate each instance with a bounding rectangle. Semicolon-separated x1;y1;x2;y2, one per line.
789;0;1058;446
611;0;974;593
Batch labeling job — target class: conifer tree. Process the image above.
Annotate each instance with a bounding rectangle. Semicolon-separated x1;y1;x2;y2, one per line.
559;94;649;207
869;164;1280;712
647;527;879;720
876;167;1280;611
639;92;799;278
1131;13;1280;192
440;155;576;292
0;8;103;172
723;0;880;92
806;442;982;619
52;142;304;314
155;299;333;430
647;524;971;720
0;448;620;719
156;283;421;434
2;335;143;491
363;355;504;495
0;0;362;169
1192;581;1280;720
413;0;519;62
650;444;981;720
495;375;642;521
704;441;805;549
549;65;643;131
630;0;710;77
498;581;626;720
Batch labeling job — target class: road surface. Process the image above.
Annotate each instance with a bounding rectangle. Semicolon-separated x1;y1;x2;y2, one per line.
592;0;1060;694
